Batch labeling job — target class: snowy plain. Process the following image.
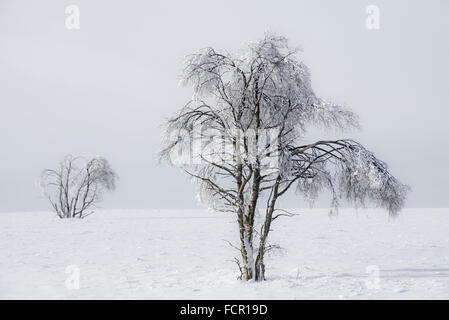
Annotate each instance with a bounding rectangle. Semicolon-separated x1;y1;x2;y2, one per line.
1;208;448;299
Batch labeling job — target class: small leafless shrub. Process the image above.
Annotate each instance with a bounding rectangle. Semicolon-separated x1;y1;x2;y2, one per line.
38;155;117;218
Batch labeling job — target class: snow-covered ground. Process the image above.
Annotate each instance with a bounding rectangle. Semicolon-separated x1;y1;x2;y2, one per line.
1;208;448;299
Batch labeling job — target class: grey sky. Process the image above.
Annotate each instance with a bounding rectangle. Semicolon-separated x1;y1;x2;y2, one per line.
0;0;448;212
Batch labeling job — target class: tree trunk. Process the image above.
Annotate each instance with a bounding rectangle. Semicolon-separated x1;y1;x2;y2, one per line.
238;213;253;280
254;179;280;281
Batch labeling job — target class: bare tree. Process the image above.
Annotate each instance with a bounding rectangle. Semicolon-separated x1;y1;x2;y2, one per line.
38;155;116;219
160;33;409;281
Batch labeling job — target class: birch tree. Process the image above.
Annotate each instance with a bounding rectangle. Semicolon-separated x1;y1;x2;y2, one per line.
38;155;116;218
160;33;409;281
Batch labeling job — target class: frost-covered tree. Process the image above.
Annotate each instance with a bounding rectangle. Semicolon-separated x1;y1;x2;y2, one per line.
38;155;116;219
160;34;409;281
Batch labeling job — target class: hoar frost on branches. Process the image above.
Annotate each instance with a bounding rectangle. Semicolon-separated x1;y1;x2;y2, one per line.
38;155;117;219
160;33;409;281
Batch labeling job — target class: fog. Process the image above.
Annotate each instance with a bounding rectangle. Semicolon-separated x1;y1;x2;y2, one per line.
0;0;448;212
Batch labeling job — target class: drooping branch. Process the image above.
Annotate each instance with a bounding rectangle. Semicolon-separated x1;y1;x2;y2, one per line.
285;140;409;216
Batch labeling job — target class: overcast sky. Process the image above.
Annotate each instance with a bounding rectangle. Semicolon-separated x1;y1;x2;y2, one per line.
0;0;448;212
